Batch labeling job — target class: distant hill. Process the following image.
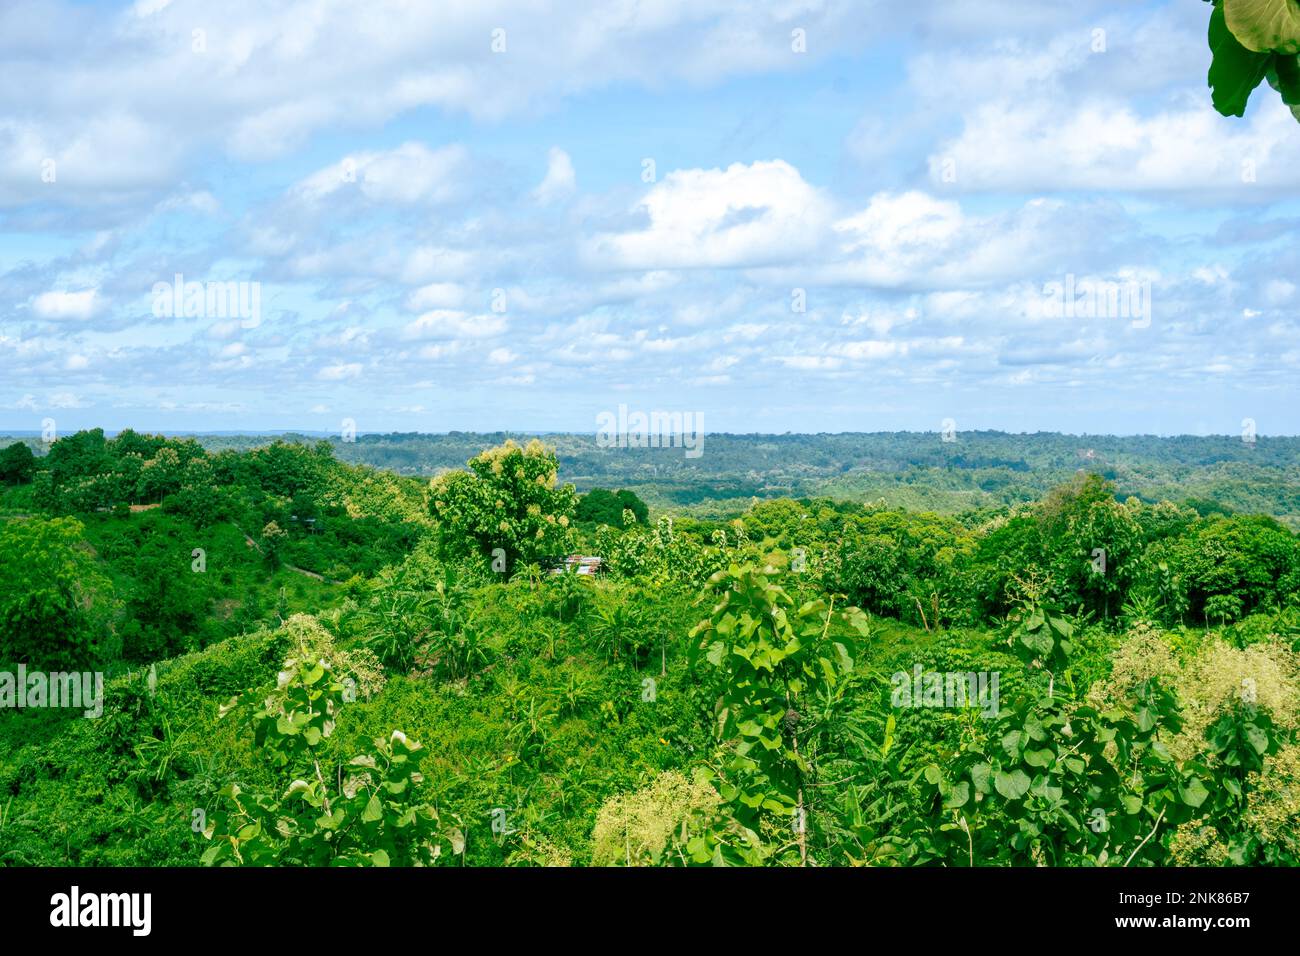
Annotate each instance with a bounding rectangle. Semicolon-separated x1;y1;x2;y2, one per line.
7;430;1288;527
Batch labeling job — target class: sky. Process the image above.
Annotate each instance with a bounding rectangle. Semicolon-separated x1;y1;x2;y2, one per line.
1;0;1299;437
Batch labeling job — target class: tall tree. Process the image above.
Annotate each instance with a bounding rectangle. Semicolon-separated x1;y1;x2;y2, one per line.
429;440;577;569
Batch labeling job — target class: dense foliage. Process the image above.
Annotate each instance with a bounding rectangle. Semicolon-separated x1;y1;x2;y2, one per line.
92;429;1300;529
0;430;1297;867
1207;0;1300;121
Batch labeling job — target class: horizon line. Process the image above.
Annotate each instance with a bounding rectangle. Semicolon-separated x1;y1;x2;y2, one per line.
2;428;1298;440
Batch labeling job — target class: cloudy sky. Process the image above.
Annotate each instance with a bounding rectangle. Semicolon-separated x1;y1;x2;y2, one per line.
2;0;1298;436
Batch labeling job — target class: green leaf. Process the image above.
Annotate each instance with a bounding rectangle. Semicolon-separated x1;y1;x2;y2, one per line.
993;769;1031;800
1000;730;1024;759
275;714;300;736
1179;776;1210;808
1029;777;1063;803
362;794;383;822
1245;723;1270;754
1023;747;1054;768
1225;0;1300;54
1267;51;1300;103
1048;616;1073;638
1019;628;1054;660
1136;706;1158;733
943;781;971;809
1211;2;1274;116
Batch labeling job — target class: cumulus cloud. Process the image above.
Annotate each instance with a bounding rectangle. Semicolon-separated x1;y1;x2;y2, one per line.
585;160;831;269
31;289;103;320
0;0;883;209
931;98;1300;193
1;0;1297;433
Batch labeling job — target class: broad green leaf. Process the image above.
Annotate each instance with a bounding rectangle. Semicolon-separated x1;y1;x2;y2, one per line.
1019;628;1054;660
1267;51;1300;103
1136;705;1158;733
1225;0;1300;54
1210;2;1274;115
1179;776;1209;808
1245;723;1270;754
994;768;1031;800
1001;730;1024;758
1023;747;1054;768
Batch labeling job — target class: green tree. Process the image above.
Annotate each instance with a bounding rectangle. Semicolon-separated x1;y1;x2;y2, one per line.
0;517;117;667
0;442;36;485
260;521;289;569
686;565;868;864
1037;475;1142;621
1166;515;1297;623
429;440;577;569
43;428;112;488
576;488;649;527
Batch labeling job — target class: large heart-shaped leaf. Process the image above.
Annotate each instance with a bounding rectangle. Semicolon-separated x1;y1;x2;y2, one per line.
1210;2;1278;116
1225;0;1300;54
994;768;1031;800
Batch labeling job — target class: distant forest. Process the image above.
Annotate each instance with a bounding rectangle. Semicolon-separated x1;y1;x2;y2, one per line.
7;430;1292;526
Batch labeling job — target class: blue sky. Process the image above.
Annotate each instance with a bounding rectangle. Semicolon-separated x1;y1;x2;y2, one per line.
2;0;1299;436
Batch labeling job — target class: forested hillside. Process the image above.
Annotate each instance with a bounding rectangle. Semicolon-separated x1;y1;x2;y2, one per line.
0;431;1298;866
15;430;1289;527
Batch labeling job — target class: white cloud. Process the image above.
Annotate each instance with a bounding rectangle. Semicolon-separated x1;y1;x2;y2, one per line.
533;147;576;204
294;142;471;205
585;160;830;269
835;340;903;361
403;310;505;339
0;0;883;208
318;362;363;381
931;96;1300;193
0;113;184;206
404;282;468;311
833;192;964;284
400;246;476;284
32;289;102;320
